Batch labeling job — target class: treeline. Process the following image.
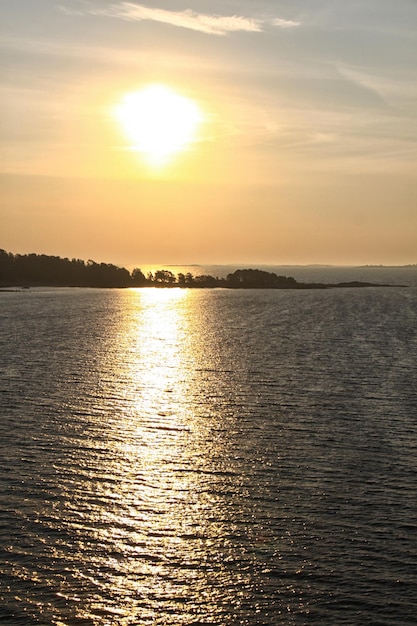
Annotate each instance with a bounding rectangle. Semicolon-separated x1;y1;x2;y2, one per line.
0;250;301;289
148;268;298;289
0;250;133;288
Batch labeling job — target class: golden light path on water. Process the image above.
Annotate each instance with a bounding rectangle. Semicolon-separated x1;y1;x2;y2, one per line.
68;288;253;624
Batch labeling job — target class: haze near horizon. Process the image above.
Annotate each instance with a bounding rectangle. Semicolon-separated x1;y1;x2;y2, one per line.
1;1;416;268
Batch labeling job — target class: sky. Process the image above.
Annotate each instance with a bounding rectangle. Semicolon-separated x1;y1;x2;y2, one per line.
1;0;416;267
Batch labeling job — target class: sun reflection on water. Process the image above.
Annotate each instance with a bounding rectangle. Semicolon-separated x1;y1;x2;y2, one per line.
76;288;227;621
79;287;254;623
128;287;190;398
22;287;307;624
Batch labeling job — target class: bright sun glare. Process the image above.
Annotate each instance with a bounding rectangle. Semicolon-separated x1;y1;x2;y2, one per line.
115;85;203;166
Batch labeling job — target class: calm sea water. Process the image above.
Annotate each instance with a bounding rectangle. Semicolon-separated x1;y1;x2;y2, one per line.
1;268;417;625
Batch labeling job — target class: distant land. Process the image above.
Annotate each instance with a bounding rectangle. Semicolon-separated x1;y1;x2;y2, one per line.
0;250;404;290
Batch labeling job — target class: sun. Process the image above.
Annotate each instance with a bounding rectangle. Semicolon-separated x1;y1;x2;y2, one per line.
115;85;203;166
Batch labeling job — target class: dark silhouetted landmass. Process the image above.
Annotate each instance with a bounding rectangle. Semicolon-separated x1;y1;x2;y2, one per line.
0;249;133;288
0;250;400;290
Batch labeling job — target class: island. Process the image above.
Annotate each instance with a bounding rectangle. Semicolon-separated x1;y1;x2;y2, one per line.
0;250;399;290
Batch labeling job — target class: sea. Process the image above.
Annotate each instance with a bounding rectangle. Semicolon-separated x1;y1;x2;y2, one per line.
1;266;417;625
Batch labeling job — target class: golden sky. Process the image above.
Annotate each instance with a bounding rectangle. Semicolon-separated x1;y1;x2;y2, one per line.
1;1;416;267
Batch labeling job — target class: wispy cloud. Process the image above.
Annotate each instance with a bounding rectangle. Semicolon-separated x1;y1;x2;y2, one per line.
87;2;300;36
270;18;301;29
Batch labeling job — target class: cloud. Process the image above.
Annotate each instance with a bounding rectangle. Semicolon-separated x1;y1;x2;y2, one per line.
270;18;301;29
88;2;299;36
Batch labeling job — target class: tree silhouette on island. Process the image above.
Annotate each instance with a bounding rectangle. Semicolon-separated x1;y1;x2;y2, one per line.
0;249;394;289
